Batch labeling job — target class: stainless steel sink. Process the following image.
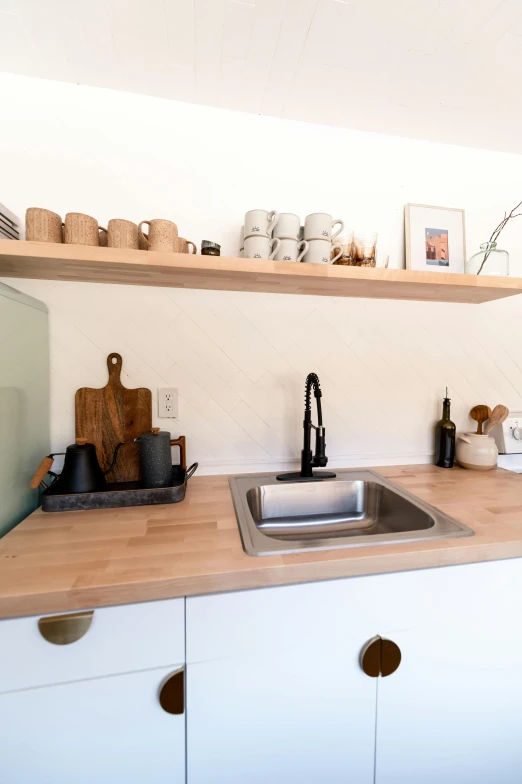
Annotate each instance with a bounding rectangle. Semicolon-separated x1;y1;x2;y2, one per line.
229;470;473;556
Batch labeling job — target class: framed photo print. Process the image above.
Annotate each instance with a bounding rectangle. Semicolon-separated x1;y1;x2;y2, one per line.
405;204;466;273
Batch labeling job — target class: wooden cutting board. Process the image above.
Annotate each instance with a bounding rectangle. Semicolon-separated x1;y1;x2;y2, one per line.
75;353;152;483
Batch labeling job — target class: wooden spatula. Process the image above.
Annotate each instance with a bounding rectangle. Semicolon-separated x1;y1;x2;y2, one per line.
484;404;509;435
470;405;491;435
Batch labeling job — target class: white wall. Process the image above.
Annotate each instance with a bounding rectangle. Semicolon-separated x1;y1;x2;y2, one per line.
2;72;522;473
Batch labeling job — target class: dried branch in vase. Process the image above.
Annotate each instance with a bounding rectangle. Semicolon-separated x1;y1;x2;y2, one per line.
476;199;522;274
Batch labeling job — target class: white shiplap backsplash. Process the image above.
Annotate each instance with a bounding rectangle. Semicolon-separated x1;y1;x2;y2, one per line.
7;278;522;474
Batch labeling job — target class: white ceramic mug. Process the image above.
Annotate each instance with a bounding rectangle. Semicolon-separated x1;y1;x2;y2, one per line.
303;239;342;264
304;213;344;242
273;212;300;240
239;225;244;250
244;209;279;238
273;238;309;262
244;235;281;260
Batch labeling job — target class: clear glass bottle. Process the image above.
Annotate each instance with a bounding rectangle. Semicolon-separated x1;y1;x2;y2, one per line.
465;241;509;276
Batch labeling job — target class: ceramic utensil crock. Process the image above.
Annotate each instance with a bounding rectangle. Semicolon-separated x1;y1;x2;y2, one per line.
456;433;498;471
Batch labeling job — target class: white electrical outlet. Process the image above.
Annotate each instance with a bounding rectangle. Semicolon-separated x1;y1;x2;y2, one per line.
159;388;178;418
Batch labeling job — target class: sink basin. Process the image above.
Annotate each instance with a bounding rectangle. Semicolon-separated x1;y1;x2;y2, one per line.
229;470;473;556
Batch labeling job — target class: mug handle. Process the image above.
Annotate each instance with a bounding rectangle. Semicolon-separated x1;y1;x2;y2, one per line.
138;221;150;249
269;237;281;260
268;210;279;235
187;241;197;255
331;219;345;241
297;240;309;262
331;244;343;263
98;226;108;247
170;435;186;471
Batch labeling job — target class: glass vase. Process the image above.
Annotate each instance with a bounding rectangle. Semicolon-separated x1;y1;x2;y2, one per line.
465;241;509;276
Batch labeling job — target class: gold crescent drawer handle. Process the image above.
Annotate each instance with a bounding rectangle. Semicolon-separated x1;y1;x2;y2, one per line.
38;611;94;645
159;668;184;715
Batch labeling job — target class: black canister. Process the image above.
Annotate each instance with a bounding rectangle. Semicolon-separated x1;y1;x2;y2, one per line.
135;429;187;489
201;240;221;256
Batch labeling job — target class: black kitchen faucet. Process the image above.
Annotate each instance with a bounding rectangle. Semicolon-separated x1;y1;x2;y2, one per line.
277;373;336;481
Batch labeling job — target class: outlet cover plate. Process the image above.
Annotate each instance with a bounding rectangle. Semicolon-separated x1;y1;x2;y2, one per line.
159;388;178;418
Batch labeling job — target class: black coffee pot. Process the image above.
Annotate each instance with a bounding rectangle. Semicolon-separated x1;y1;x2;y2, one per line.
31;439;123;495
135;429;186;489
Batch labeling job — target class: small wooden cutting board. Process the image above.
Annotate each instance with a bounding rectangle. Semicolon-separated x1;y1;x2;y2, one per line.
75;353;152;483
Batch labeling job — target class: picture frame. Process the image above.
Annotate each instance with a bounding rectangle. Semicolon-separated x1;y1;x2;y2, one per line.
405;204;466;273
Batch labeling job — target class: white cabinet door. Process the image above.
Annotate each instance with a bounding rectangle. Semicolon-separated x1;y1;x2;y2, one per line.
376;623;522;784
375;559;522;784
187;581;378;784
188;651;373;784
0;666;185;784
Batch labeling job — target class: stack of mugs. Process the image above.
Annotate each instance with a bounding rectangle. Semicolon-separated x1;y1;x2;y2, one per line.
242;209;308;261
302;213;344;264
241;210;346;264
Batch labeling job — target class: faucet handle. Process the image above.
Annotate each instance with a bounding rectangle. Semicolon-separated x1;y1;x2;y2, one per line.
312;426;328;467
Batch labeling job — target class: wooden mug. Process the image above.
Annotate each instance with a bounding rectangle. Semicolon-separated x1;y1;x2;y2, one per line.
177;237;197;254
138;219;178;252
26;208;63;243
64;213;107;246
107;219;139;250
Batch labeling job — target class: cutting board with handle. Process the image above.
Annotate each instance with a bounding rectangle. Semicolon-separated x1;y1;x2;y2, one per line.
75;353;152;483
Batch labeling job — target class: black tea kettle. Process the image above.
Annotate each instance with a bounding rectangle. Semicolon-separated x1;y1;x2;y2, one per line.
31;439;123;495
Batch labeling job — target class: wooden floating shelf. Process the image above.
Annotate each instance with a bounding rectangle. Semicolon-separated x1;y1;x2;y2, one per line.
0;239;521;304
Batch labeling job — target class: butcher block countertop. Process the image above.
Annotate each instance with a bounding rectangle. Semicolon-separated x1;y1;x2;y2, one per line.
1;464;522;619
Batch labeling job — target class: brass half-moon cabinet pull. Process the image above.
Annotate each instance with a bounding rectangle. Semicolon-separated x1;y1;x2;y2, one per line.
38;611;94;645
360;635;401;677
159;669;185;715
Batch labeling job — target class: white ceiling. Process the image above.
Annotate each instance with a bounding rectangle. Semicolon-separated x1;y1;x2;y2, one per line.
2;0;522;153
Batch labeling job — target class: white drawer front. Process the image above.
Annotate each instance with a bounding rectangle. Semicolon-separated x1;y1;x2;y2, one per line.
0;598;185;693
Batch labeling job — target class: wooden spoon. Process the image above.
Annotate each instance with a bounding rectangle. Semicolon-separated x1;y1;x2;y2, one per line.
484;404;509;435
470;405;491;435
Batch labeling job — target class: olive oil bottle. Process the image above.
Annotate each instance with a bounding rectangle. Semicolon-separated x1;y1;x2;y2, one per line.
435;388;456;468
